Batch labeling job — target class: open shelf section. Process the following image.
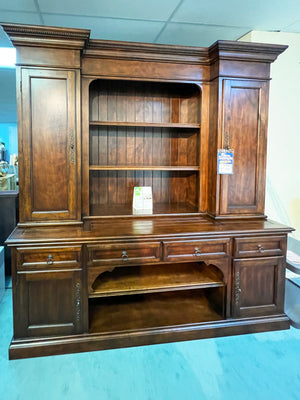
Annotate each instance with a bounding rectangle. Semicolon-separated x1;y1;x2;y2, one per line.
90;170;198;216
89;121;200;129
89;80;201;125
89;288;224;334
88;79;201;217
89;165;200;171
89;126;199;168
89;202;199;216
90;262;224;298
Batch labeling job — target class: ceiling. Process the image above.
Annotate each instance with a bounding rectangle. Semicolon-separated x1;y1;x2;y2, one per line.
1;0;300;47
0;0;300;122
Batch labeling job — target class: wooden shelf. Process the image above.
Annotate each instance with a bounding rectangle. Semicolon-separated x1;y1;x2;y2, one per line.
90;263;224;298
89;202;199;216
89;121;200;129
89;165;200;171
89;289;224;334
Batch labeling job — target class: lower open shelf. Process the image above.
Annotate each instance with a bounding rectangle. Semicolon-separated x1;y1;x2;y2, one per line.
90;262;224;297
89;288;224;334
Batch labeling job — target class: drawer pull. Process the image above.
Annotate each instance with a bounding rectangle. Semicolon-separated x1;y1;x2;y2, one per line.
194;247;201;256
122;251;128;262
47;254;54;265
257;244;264;253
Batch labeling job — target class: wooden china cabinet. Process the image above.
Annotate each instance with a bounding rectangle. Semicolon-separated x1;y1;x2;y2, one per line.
2;23;293;359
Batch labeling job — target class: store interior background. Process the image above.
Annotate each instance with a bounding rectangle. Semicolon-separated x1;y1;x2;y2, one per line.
0;3;300;399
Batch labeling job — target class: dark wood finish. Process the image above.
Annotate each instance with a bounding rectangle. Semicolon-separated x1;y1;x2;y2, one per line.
9;315;290;360
89;80;200;124
89;121;200;128
219;80;268;216
89;289;224;333
2;22;292;359
88;80;200;216
19;68;79;222
87;241;161;267
14;268;83;338
89;202;199;217
234;235;286;258
163;238;230;262
232;257;285;318
89;127;199;168
16;246;81;270
89;262;224;297
89;170;198;215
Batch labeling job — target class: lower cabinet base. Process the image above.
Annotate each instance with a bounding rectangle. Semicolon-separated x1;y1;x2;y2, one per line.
9;314;290;360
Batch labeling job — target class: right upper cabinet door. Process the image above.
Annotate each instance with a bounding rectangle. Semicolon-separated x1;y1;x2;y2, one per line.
219;79;268;216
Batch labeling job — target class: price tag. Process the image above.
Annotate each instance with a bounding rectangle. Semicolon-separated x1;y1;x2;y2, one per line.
217;149;234;174
133;186;153;214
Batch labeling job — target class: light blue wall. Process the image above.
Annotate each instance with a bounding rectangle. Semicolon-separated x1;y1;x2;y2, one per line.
0;123;18;163
240;31;300;254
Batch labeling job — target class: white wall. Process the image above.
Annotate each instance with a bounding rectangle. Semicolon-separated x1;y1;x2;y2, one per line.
240;31;300;244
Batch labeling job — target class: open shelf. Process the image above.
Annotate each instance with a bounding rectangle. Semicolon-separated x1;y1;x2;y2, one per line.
89;288;224;334
89;202;199;216
88;79;201;217
89;126;199;168
89;170;198;216
89;165;200;171
89;80;201;125
90;262;224;298
89;121;200;129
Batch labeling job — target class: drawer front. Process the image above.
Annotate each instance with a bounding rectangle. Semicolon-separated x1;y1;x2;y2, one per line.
87;242;161;267
234;236;286;258
163;239;230;262
16;246;82;270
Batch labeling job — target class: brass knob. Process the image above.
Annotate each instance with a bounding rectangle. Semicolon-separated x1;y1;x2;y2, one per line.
47;254;54;265
122;251;128;262
194;247;201;256
257;244;264;253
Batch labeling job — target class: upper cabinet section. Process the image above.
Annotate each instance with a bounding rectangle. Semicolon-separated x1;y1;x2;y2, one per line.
1;23;288;224
19;68;79;222
219;79;269;216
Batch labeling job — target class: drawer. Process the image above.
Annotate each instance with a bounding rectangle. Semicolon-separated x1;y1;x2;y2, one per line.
234;236;286;258
163;238;230;262
16;246;82;270
87;242;161;267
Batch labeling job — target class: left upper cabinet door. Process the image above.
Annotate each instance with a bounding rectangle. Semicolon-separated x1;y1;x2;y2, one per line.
19;68;78;221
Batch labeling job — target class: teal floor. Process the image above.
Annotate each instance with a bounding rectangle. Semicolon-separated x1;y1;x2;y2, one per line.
1;285;300;400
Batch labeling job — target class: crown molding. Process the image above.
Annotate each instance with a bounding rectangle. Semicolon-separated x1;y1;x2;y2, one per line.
85;39;210;65
1;23;90;50
1;23;288;65
209;40;288;64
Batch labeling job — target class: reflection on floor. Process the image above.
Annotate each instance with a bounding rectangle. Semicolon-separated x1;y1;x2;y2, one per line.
1;285;300;400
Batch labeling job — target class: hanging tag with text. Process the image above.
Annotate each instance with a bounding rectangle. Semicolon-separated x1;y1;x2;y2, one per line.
217;149;234;174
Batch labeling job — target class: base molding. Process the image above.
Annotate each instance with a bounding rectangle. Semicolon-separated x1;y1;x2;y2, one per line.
9;315;290;360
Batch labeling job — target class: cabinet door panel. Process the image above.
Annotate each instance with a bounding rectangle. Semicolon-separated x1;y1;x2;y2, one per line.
220;80;268;216
232;257;285;318
14;269;82;338
20;68;77;221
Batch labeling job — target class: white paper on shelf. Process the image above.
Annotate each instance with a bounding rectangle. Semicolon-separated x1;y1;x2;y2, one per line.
132;186;153;214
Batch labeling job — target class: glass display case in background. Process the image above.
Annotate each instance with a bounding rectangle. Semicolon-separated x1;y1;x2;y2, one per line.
0;189;18;275
0;165;18;191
